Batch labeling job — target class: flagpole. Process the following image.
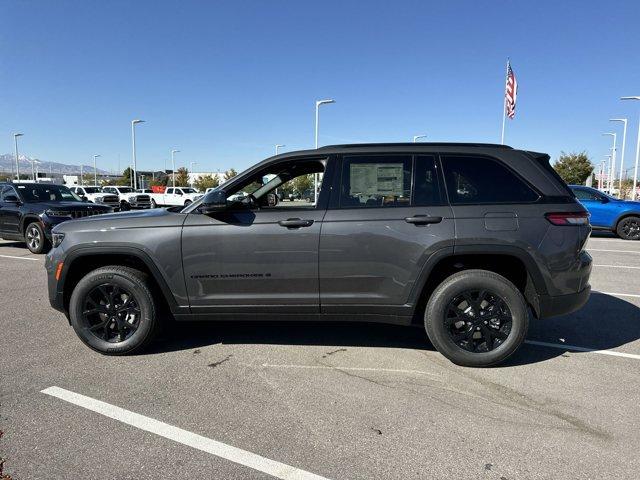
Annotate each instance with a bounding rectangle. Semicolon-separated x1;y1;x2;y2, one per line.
500;58;509;145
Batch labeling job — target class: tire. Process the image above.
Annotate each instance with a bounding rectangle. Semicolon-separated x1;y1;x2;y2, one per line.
184;200;192;207
68;266;160;355
151;199;157;208
424;269;529;367
616;216;640;240
120;201;131;211
25;221;50;254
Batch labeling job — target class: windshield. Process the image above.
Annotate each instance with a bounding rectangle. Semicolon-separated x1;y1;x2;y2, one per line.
17;184;81;202
117;187;134;193
83;187;101;193
181;188;197;193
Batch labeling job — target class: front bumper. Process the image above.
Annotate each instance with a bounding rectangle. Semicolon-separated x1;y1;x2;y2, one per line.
538;284;591;318
45;250;66;314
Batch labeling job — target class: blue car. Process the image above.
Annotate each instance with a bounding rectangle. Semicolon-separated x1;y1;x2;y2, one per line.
570;185;640;240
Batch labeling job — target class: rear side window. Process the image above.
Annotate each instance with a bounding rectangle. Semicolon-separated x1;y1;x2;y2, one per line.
340;155;412;208
441;155;539;204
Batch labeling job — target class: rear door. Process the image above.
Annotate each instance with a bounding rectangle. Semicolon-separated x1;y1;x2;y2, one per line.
319;153;455;318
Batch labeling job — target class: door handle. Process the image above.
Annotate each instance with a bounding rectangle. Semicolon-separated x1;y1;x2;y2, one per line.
278;218;314;228
405;215;443;225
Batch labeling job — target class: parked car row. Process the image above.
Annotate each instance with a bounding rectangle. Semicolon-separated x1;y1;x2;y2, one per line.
0;183;113;253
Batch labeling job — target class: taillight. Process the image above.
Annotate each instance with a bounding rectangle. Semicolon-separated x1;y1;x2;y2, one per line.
545;212;590;226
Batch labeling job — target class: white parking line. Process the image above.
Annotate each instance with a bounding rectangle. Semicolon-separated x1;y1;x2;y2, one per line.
598;291;640;299
0;254;39;261
41;386;330;480
525;340;640;360
593;264;640;269
588;249;640;254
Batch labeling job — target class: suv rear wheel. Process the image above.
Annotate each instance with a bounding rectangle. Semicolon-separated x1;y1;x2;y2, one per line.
68;266;160;355
616;216;640;240
425;269;528;367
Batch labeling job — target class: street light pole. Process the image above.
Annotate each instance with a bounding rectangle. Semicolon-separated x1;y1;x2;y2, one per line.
13;133;23;181
314;99;335;203
275;144;285;155
171;149;180;189
93;154;101;186
80;164;84;186
602;133;617;193
189;161;197;188
131;119;145;190
621;97;640;200
413;135;427;143
610;118;627;194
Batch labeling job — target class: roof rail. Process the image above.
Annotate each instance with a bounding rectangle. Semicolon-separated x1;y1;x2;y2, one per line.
317;142;513;149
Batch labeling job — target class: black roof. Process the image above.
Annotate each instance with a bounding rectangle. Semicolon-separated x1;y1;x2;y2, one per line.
317;142;513;150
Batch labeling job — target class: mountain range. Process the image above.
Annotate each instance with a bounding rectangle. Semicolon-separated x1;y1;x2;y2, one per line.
0;153;112;176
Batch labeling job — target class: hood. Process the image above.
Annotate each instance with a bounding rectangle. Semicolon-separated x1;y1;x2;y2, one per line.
52;206;186;233
31;200;111;211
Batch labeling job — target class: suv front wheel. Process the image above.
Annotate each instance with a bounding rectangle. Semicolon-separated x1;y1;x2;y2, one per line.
425;270;528;367
68;266;160;355
616;216;640;240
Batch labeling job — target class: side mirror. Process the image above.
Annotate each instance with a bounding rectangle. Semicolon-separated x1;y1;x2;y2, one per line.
200;190;227;213
599;196;609;203
4;194;20;204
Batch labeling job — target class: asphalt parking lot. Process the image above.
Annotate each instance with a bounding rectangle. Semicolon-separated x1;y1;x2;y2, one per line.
1;234;639;479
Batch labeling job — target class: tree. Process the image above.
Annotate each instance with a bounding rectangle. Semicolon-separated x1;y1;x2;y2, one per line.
194;174;220;192
224;168;238;181
553;151;593;185
291;174;313;195
174;167;190;187
113;167;133;186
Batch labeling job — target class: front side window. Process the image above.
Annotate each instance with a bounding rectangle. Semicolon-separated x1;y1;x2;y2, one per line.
225;158;326;209
441;155;539;204
1;186;17;201
340;155;412;208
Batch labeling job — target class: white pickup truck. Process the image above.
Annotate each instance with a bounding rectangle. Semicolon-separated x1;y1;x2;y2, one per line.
149;187;203;208
101;186;152;210
69;186;121;211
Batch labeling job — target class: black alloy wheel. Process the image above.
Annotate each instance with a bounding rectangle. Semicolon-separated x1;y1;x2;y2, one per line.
69;266;160;354
424;269;528;367
617;216;640;240
445;290;512;353
82;283;141;343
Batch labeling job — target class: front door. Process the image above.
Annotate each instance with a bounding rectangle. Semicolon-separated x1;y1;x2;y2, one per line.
181;156;333;314
0;186;22;236
319;154;455;318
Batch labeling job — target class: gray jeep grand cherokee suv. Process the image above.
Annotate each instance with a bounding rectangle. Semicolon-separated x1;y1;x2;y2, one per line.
45;143;592;367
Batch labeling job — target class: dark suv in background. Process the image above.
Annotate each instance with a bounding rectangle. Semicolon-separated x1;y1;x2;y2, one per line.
0;183;112;253
45;143;592;367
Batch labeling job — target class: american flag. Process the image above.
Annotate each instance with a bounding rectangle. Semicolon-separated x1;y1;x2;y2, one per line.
505;62;518;119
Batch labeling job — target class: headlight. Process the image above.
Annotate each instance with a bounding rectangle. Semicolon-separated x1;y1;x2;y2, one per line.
52;232;65;248
45;210;71;217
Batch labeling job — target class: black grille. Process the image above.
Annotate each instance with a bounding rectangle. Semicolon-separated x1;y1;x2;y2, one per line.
70;209;105;219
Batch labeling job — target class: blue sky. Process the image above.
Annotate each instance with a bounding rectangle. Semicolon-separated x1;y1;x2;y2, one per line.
1;0;639;174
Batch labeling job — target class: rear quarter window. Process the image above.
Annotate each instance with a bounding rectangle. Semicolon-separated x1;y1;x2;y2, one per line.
441;155;540;205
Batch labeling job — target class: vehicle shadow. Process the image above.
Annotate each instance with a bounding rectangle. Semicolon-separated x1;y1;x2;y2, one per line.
148;292;640;367
0;241;27;249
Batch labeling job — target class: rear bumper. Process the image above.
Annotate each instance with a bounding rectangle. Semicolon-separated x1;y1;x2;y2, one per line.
538;284;591;318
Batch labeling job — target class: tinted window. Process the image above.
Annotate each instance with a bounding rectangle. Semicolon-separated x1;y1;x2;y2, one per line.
1;186;17;201
442;155;539;204
16;184;81;202
572;188;600;201
340;155;412;208
414;155;444;206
